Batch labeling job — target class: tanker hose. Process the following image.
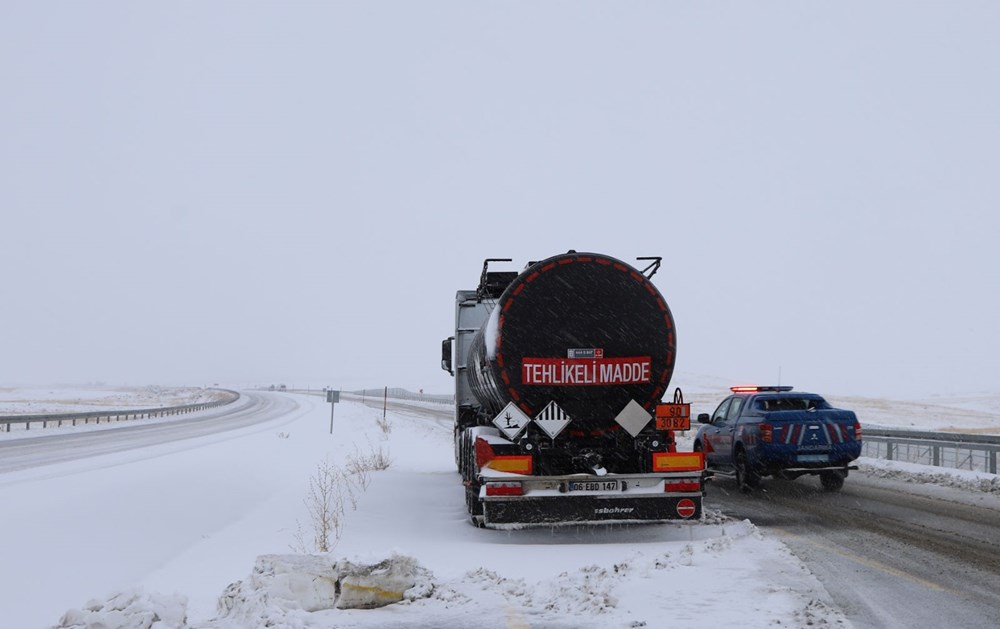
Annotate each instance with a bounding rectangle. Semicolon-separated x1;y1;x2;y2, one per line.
579;451;607;477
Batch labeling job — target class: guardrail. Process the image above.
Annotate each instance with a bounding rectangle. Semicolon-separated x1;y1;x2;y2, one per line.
863;427;1000;474
283;387;454;404
274;390;999;475
0;389;241;433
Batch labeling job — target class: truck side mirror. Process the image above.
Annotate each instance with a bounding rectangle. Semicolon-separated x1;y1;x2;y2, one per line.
697;413;711;424
441;337;454;376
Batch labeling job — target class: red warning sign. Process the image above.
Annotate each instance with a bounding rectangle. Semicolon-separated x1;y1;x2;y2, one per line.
521;356;651;386
676;498;697;518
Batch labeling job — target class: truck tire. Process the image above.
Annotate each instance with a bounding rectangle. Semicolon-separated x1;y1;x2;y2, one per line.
820;470;845;491
735;447;760;492
465;481;483;516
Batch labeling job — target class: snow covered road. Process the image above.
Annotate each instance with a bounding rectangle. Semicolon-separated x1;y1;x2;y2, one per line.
0;391;315;628
1;390;854;628
707;469;1000;627
0;392;293;474
4;388;1000;627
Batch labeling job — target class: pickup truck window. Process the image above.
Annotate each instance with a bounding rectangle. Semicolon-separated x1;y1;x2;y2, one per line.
726;397;745;421
711;398;733;423
754;396;830;411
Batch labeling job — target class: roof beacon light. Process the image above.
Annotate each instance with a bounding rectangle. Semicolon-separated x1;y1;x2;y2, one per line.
730;385;794;393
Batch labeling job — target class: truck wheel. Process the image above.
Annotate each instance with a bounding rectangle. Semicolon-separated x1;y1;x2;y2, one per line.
693;442;710;488
457;429;468;479
465;482;483;516
735;448;760;492
820;470;845;491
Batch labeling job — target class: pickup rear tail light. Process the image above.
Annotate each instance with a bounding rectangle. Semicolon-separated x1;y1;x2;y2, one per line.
854;421;863;440
485;481;523;496
759;423;774;443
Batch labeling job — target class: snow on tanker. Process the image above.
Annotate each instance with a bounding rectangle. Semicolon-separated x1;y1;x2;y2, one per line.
441;251;705;528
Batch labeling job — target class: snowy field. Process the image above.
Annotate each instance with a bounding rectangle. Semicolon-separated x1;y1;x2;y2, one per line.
0;385;231;416
0;383;997;628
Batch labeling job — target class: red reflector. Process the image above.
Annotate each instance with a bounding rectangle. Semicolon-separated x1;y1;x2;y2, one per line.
664;481;701;493
475;436;495;469
485;482;523;496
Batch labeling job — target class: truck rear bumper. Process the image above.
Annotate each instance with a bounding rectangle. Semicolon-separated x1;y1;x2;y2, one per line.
476;472;703;528
482;492;703;528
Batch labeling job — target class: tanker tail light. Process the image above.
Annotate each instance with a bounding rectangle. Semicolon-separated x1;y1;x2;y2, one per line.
664;480;702;493
485;481;524;496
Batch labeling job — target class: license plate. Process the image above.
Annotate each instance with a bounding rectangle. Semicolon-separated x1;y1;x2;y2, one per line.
797;454;829;463
568;480;620;492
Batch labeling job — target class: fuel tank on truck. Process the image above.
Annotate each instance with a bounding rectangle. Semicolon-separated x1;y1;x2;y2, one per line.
466;251;676;431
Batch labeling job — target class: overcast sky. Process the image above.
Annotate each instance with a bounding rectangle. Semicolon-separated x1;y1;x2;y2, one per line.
2;2;997;399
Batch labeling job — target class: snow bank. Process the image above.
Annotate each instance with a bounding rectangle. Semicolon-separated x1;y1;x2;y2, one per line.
860;457;1000;494
56;589;189;629
214;551;431;626
53;522;849;629
55;552;432;629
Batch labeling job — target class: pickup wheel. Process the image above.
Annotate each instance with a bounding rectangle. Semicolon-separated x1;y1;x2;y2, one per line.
820;470;845;491
735;447;760;492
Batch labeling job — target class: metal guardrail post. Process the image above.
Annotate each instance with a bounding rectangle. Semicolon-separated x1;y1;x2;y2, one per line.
863;429;1000;474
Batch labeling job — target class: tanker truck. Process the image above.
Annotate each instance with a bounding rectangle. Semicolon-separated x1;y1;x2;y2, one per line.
441;251;705;528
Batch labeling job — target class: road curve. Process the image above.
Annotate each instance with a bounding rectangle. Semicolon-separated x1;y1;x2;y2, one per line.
705;472;1000;628
0;391;300;475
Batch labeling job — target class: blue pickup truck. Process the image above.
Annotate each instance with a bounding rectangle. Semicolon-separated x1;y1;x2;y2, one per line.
693;386;862;491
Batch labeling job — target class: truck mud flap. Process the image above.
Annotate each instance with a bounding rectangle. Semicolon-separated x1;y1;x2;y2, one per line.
482;495;702;527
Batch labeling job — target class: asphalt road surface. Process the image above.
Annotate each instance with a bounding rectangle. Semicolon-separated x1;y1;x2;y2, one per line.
705;472;1000;628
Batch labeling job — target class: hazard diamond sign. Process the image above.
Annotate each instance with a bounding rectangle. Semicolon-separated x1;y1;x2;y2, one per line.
492;402;531;440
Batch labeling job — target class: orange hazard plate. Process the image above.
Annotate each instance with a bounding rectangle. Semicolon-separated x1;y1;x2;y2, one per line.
655;403;691;431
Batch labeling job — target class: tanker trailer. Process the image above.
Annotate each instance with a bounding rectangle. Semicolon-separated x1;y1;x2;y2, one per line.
441;251;705;528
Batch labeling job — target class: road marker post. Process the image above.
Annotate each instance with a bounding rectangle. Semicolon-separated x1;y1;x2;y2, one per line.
326;389;340;434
